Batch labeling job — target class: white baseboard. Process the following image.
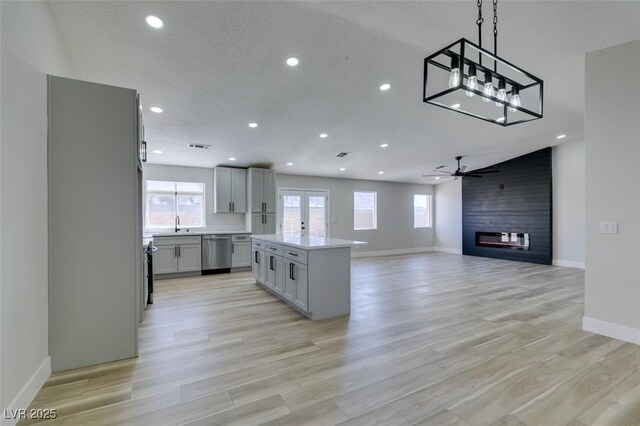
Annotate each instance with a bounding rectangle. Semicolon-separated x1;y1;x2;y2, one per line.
553;259;586;269
432;247;463;254
582;316;640;346
2;357;51;426
351;247;433;258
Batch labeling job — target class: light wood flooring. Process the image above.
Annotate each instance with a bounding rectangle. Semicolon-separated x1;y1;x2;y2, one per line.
23;253;640;425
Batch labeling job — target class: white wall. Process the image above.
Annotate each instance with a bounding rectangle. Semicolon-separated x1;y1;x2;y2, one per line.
143;164;245;231
583;40;640;344
553;138;586;268
0;0;78;420
277;174;435;254
434;179;462;253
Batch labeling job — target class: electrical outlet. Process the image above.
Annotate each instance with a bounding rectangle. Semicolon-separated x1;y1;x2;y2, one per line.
599;221;618;234
228;219;233;224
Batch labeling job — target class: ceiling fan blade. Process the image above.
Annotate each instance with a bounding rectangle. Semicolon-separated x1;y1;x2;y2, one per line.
460;165;467;172
464;174;484;178
422;174;452;177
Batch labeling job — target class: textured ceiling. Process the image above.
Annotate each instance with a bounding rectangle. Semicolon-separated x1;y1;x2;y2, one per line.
49;1;640;183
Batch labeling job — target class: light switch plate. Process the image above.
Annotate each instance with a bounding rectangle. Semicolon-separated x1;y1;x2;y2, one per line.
600;221;618;234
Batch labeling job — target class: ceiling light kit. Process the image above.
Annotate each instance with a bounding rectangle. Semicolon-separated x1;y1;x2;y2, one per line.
248;122;258;128
319;133;328;138
149;106;163;113
286;57;299;67
286;162;293;166
380;143;389;148
153;150;162;154
145;15;163;29
379;83;391;91
423;0;543;126
557;134;566;139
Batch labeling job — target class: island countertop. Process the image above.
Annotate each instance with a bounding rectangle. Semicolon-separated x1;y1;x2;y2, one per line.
251;234;366;250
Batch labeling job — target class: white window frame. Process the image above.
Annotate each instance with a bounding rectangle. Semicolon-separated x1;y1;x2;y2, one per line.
353;191;377;230
144;180;206;231
413;194;432;228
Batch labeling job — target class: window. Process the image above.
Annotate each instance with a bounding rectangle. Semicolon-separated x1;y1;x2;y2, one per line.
414;194;432;228
354;191;377;230
145;181;205;229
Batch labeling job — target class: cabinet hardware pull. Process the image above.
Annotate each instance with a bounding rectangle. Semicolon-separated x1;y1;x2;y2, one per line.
255;251;259;264
175;246;178;257
232;201;234;212
288;252;298;257
291;264;295;280
178;246;181;257
229;202;232;211
270;256;274;271
232;244;235;254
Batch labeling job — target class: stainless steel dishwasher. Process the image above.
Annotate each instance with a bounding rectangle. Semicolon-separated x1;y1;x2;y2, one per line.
202;234;231;274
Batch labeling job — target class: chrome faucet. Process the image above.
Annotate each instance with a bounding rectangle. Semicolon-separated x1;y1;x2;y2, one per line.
175;215;180;233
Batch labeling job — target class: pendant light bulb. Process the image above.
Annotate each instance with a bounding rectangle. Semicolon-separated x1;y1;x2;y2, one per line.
495;78;507;107
465;64;477;97
482;71;494;102
508;86;521;112
448;56;460;89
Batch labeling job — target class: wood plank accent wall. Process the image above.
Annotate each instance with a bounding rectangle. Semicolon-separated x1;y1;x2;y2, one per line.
462;147;552;265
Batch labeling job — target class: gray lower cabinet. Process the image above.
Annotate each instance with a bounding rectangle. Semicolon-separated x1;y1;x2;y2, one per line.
266;253;285;295
232;234;251;267
287;260;308;311
154;236;202;276
154;245;179;274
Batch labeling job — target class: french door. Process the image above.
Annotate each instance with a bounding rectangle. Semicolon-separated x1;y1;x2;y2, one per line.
279;190;329;238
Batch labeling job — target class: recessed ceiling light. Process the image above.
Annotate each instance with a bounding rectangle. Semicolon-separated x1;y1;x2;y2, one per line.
434;176;441;180
228;157;236;161
496;117;505;122
378;171;384;175
451;103;461;109
319;133;328;138
379;83;391;91
248;122;258;128
145;15;163;29
152;150;162;154
287;162;293;166
286;57;299;67
149;106;163;113
380;143;389;148
557;134;566;139
339;167;346;171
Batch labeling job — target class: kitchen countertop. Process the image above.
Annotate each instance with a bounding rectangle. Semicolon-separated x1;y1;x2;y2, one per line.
150;230;251;237
251;234;366;250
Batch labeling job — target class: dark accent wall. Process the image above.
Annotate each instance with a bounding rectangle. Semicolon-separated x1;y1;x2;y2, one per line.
462;147;552;264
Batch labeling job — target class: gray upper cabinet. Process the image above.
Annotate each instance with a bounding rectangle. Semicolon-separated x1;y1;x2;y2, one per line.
48;76;139;372
249;168;276;213
214;167;247;213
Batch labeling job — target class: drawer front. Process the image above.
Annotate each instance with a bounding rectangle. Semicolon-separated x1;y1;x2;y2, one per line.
283;246;307;264
252;239;266;251
265;243;283;256
232;234;251;242
154;236;202;246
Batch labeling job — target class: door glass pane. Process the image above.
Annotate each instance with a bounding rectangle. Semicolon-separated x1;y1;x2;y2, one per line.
307;195;326;238
283;195;302;238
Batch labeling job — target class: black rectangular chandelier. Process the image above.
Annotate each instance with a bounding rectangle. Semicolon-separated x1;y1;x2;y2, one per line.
423;1;543;127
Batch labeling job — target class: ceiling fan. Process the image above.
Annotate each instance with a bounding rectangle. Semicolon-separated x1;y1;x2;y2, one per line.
422;156;499;180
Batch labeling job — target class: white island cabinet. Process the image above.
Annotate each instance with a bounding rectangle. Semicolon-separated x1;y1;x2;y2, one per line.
251;235;365;320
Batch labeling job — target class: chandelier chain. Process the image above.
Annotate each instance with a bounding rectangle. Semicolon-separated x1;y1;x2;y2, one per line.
493;0;498;71
477;0;484;65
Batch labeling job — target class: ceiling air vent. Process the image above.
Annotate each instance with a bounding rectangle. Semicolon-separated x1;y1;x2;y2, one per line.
188;143;211;150
336;152;350;158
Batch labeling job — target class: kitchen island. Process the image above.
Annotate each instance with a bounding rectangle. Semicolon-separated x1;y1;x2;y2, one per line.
251;235;365;320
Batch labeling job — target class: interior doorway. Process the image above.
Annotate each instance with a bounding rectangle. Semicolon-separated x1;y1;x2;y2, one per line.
279;189;329;238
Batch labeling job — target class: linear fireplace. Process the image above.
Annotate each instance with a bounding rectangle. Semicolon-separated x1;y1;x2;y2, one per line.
475;232;530;250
